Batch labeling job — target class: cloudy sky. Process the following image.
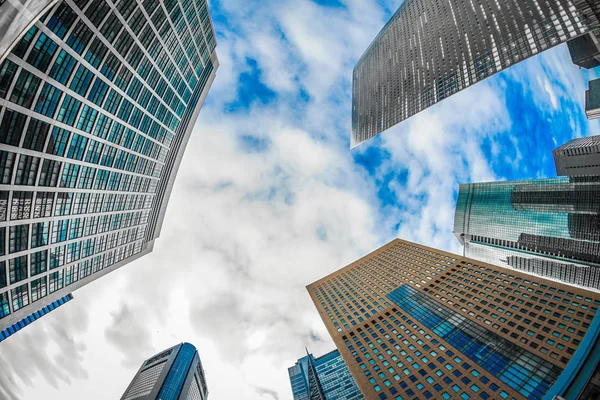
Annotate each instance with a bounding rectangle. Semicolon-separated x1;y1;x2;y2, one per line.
1;0;599;399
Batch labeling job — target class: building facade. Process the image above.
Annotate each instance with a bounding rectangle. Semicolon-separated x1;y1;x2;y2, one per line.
454;134;600;290
307;239;600;400
553;135;600;176
453;177;600;289
289;349;363;400
567;32;600;69
351;0;600;146
0;0;218;333
585;78;600;120
121;342;208;400
0;292;72;342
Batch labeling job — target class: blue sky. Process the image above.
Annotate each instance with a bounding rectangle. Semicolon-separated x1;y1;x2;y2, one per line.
1;0;599;399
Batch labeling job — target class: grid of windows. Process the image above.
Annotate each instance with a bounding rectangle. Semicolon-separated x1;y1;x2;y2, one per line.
308;239;600;400
0;0;218;330
454;177;600;289
351;0;599;146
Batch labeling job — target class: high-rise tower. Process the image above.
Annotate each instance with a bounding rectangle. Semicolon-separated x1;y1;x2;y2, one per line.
0;0;218;334
553;134;600;176
307;239;600;400
121;342;208;400
351;0;600;146
454;135;600;290
288;349;363;400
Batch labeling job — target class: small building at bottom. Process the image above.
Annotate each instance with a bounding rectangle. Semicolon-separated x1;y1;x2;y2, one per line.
288;349;363;400
121;342;208;400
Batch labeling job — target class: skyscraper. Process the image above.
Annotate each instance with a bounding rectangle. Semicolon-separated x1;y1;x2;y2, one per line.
307;239;600;400
454;135;600;290
351;0;600;146
553;134;600;176
585;78;600;120
567;32;600;69
0;0;218;334
121;342;208;400
288;349;363;400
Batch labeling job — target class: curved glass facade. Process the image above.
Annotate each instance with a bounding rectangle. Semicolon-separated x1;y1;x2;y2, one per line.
0;0;218;332
453;178;600;289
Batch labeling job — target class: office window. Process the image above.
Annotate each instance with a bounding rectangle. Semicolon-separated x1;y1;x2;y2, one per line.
47;127;71;156
49;271;63;293
92;113;112;139
49;50;76;85
56;95;82;126
31;222;50;248
66;133;88;160
72;193;89;215
59;163;80;188
51;219;69;243
14;155;40;185
31;277;47;302
67;241;81;263
0;109;27;146
69;218;83;239
0;260;6;288
33;192;54;218
78;166;96;189
46;3;77;39
9;69;41;109
26;33;58;72
89;193;104;213
103;89;123;115
84;37;109;68
69;64;94;96
22;117;50;152
0;227;5;256
9;225;29;254
85;140;103;164
34;82;63;118
49;245;66;270
76;105;98;133
11;284;29;311
11;25;38;58
0;291;8;318
0;59;19;99
9;256;28;284
0;151;15;184
66;20;93;54
65;263;79;285
10;191;33;220
38;159;61;187
100;52;120;81
30;250;48;276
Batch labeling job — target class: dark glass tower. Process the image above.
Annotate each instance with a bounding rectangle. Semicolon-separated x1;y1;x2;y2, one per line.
585;78;600;120
0;0;218;335
288;349;363;400
121;342;208;400
351;0;600;146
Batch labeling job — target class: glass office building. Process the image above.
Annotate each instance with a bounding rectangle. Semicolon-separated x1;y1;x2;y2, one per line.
553;134;600;176
289;349;363;400
307;239;600;400
351;0;600;146
0;0;218;334
121;342;208;400
454;134;600;290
